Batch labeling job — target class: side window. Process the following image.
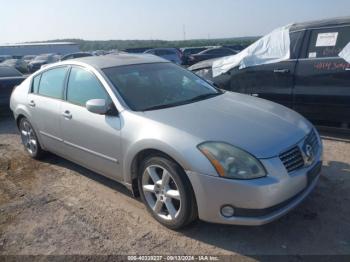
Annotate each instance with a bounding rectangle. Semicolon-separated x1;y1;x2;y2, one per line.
66;67;110;107
307;26;350;58
38;67;68;99
32;74;41;93
290;31;304;59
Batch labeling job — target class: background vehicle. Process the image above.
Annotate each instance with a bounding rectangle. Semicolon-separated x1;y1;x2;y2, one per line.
124;47;154;53
92;50;107;56
0;66;26;109
187;47;237;65
223;44;245;52
1;59;29;73
28;54;58;72
190;17;350;129
144;48;182;64
23;55;36;63
181;47;208;65
0;55;12;63
60;52;92;61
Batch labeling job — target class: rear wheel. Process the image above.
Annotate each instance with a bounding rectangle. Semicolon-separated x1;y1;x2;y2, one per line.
19;118;44;159
138;155;197;229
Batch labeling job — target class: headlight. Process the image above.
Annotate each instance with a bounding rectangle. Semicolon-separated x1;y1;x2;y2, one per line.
198;142;267;179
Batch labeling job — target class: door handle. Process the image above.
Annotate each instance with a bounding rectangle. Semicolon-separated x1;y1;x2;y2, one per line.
62;110;72;120
273;69;290;74
28;100;35;107
251;93;259;97
345;68;350;71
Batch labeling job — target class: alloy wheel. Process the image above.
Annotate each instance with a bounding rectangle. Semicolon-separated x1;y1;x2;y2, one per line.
20;120;38;155
142;165;181;221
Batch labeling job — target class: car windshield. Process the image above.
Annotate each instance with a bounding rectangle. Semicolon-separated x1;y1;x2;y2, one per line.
103;63;221;111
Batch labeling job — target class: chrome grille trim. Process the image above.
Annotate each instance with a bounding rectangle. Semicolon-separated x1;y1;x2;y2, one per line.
279;146;304;173
279;129;320;174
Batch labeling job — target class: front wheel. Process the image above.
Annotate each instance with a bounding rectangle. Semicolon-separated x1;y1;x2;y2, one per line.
138;156;197;229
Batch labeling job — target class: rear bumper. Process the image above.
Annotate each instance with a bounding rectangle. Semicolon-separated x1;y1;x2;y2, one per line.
186;159;322;226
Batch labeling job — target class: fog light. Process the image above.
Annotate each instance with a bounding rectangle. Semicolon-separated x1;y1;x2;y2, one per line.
221;205;235;218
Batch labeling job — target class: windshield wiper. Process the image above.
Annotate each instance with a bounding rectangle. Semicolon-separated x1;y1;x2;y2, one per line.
142;92;222;112
142;101;186;111
185;92;222;103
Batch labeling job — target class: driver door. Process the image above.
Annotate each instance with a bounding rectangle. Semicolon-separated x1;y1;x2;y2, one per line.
60;66;123;180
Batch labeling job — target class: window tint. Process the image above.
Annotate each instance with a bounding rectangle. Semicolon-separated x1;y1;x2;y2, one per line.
0;66;22;77
155;49;176;56
103;63;218;111
307;26;350;58
205;49;220;55
205;48;233;55
32;74;41;93
183;48;206;56
290;31;304;59
67;67;109;106
38;67;68;99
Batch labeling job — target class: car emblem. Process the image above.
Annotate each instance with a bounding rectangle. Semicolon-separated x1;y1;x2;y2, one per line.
303;143;314;166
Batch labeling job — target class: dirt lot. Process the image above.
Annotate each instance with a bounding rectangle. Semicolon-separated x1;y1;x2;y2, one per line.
0;115;350;258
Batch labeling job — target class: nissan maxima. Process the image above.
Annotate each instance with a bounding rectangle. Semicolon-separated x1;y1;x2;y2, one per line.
10;55;322;229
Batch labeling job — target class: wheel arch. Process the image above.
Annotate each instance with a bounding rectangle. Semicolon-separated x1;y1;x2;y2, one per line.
128;147;192;198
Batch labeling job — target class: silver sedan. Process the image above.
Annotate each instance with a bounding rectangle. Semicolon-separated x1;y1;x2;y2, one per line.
10;54;322;229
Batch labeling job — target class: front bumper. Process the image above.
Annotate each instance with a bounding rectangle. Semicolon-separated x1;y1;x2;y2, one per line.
186;155;322;226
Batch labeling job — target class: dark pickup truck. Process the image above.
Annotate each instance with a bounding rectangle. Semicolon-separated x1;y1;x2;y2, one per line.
0;66;27;113
190;17;350;128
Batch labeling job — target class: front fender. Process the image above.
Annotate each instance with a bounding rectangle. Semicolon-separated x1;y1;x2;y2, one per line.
122;139;194;184
122;136;218;186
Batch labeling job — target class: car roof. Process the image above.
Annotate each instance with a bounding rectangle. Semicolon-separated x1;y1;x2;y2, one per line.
291;16;350;31
72;53;169;69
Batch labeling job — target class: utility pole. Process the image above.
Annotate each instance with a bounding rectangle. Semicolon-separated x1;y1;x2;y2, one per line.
183;24;186;41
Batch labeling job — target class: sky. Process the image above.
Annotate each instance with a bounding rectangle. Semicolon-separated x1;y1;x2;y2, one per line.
1;0;349;43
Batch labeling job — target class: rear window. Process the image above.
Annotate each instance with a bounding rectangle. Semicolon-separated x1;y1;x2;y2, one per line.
0;66;22;77
307;26;350;58
155;49;176;56
183;48;206;55
205;48;234;55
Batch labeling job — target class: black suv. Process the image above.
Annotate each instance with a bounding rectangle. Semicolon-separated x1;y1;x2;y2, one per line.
190;17;350;128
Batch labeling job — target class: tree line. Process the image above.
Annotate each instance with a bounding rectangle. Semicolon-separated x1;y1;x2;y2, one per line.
34;37;259;51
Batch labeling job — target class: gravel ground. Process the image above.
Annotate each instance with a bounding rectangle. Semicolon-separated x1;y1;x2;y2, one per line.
0;115;350;258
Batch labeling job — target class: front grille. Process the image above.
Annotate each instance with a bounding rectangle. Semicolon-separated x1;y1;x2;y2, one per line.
279;146;304;173
279;129;320;174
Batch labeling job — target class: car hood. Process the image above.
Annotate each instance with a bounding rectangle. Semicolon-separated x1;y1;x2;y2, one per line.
142;92;311;158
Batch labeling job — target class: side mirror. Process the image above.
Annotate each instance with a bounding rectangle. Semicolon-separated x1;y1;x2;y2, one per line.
86;99;109;115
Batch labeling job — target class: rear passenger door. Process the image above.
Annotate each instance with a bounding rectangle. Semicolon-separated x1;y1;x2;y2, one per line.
294;26;350;127
27;66;69;155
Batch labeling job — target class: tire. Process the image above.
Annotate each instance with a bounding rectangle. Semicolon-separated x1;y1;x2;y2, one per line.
138;155;197;230
19;118;45;159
